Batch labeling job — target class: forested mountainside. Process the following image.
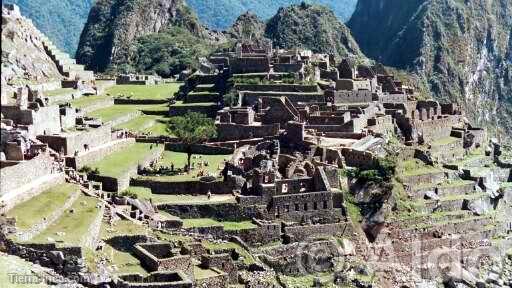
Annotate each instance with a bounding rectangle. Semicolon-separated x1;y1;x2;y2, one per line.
75;0;222;76
265;3;362;59
348;0;512;137
5;0;356;55
3;0;93;55
76;1;362;76
186;0;357;30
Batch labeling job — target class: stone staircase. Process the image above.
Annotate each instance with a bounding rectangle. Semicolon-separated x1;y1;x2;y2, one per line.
40;38;94;81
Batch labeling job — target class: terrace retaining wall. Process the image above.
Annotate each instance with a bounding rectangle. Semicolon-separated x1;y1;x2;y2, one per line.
91;146;164;192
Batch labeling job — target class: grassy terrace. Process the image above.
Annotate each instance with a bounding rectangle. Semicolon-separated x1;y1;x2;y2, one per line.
195;266;221;279
202;240;255;265
88;104;168;123
66;94;112;109
108;83;181;100
413;179;474;190
114;114;174;136
0;253;49;287
45;87;76;97
126;186;236;205
90;143;155;177
431;136;460;146
7;184;78;230
183;218;257;230
137;151;231;182
170;100;217;107
399;159;443;177
30;195;101;245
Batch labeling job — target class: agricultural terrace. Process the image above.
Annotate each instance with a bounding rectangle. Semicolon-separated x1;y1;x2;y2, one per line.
89;143;156;178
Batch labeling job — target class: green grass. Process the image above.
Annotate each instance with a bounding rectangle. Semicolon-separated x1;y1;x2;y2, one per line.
222;221;257;231
45;87;75;97
170;101;217;107
90;143;156;177
100;219;151;239
107;83;181;100
194;266;221;279
202;240;255;265
67;94;112;109
137;151;231;182
431;136;459;146
6;184;78;230
399;159;443;176
30;195;101;245
183;218;221;228
114;115;175;137
126;186;236;205
0;253;49;287
183;218;256;231
88;104;167;123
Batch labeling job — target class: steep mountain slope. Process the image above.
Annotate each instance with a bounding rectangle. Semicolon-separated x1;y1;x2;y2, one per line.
227;12;266;41
187;0;357;30
75;0;211;73
265;3;362;59
348;0;512;136
1;5;62;87
2;0;93;55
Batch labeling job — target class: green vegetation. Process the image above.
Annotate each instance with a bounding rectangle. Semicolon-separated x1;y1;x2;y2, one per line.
431;136;459;146
6;184;78;230
90;143;155;177
88;104;167;123
0;253;50;287
31;195;101;245
194;266;221;279
265;2;361;58
66;95;112;109
187;0;356;30
107;83;180;100
202;240;255;265
45;88;75;97
130;27;213;77
168;112;218;171
399;159;442;177
183;218;256;231
125;186;236;205
115;115;174;137
154;151;230;181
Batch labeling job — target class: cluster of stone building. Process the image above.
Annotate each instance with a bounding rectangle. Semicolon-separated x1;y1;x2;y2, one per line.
1;7;510;285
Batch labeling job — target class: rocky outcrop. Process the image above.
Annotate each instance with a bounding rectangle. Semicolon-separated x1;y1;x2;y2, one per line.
265;3;362;59
76;0;207;72
227;12;266;41
1;5;62;87
348;0;512;137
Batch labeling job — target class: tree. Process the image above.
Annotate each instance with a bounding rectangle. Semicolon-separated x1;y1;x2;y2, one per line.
168;112;217;172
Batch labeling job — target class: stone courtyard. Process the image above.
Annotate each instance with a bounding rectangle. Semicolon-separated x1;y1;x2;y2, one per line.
1;4;512;288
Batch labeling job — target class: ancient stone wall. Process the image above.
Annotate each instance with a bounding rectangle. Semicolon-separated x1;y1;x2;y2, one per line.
70;138;136;169
195;269;228;288
131;179;233;195
230;57;270;74
341;148;378;169
165;143;234;155
0;153;64;212
270;191;333;221
216;123;280;141
38;124;113;155
169;105;220;118
201;253;237;283
91;146;163;192
284;222;354;242
242;92;325;106
79;98;114;114
327;90;373;104
235;84;318;93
